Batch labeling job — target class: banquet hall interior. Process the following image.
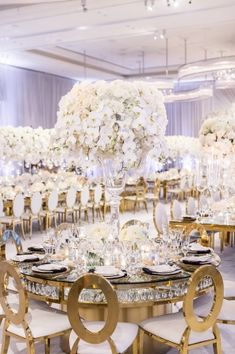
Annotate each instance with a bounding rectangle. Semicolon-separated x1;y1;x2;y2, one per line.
0;0;235;353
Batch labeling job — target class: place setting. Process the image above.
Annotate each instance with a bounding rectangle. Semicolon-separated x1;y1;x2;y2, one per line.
31;262;70;278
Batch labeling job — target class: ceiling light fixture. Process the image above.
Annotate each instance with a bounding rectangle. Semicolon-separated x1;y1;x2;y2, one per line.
167;0;192;6
160;29;166;40
76;26;88;30
214;68;235;82
153;29;166;40
144;0;155;11
145;0;192;11
81;0;88;12
178;56;235;80
164;87;213;103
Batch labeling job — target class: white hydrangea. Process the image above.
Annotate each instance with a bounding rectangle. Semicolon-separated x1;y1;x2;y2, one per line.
199;106;235;155
165;136;201;159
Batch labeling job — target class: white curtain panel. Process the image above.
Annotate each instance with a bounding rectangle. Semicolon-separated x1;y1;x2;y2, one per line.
166;82;235;137
0;64;74;128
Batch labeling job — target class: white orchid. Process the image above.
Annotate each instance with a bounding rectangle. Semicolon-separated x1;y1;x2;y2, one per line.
55;80;167;169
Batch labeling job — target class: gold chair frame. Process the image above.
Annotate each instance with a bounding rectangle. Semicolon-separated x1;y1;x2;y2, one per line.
182;223;210;247
121;219;149;231
55;222;72;237
67;273;138;354
0;194;25;239
152;202;169;237
139;265;224;354
0;261;71;354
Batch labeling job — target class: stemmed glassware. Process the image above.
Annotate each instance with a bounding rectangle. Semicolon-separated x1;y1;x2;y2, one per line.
42;228;56;261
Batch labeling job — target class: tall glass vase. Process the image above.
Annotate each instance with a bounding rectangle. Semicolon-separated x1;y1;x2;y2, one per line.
101;157;126;241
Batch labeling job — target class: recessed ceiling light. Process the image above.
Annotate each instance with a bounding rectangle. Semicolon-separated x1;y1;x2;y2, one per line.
76;26;88;30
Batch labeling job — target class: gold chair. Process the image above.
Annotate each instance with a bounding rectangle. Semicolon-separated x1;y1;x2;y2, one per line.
40;190;58;230
56;187;77;223
67;273;138;354
0;230;23;323
121;219;149;231
22;192;43;238
55;222;72;237
0;230;23;261
145;179;161;207
182;223;211;247
153;202;169;236
0;193;25;239
0;261;71;354
123;185;148;213
139;265;224;354
167;176;187;201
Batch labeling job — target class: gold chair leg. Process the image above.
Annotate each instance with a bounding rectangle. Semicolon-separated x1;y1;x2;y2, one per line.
45;337;50;354
1;333;10;354
132;336;138;354
213;325;222;354
30;219;33;239
26;339;35;354
20;221;25;240
138;329;144;354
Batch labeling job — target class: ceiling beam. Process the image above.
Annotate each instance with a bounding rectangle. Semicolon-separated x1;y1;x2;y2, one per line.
27;49;125;77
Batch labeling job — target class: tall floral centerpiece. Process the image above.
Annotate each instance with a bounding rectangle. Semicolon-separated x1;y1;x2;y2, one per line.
56;80;167;239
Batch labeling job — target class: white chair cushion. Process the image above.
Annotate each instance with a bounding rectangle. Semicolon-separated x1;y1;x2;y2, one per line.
194;294;235;322
0;216;21;223
187;197;196;216
8;305;71;338
140;311;214;345
70;321;138;354
172;200;182;220
154;203;168;234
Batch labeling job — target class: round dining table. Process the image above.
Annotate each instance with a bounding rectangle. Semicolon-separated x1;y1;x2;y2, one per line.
18;257;219;353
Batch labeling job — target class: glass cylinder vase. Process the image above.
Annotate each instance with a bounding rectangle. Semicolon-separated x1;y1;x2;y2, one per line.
101;157;126;241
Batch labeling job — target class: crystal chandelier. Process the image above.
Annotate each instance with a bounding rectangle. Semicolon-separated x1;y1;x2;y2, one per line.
214;69;235;82
144;0;192;11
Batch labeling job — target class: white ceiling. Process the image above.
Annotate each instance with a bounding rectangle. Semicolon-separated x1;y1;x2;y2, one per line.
0;0;235;81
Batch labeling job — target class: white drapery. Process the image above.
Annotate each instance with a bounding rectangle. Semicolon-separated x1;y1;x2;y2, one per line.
0;64;235;136
166;86;235;137
0;64;74;128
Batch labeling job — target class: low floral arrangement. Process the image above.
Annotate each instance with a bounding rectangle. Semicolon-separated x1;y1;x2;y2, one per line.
55;80;167;169
119;224;148;243
86;223;111;241
166;136;200;159
199;105;235;155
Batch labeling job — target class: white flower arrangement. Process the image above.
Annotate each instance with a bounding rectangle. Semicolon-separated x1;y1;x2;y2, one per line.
55;80;167;169
166;136;200;159
199;105;235;155
86;223;111;241
0;126;56;165
119;225;148;243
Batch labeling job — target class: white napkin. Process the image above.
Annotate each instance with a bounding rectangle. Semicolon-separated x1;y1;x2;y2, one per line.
35;263;67;272
188;243;211;252
146;264;180;274
182;255;211;263
95;266;120;277
12;254;44;262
